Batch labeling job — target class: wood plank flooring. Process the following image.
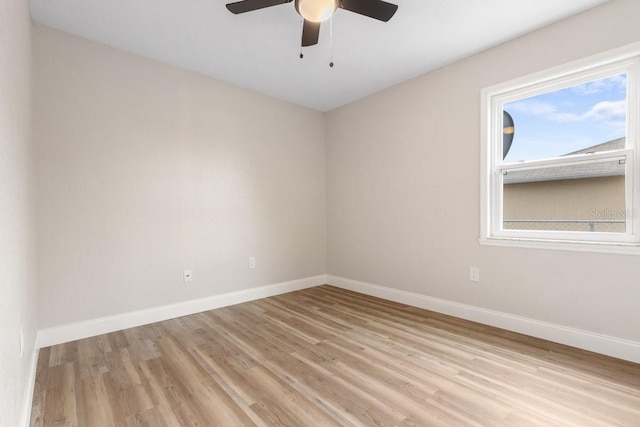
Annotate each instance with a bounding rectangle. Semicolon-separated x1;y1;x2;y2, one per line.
30;285;640;426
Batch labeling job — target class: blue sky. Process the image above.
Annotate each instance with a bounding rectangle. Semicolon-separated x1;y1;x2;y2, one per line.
503;73;627;162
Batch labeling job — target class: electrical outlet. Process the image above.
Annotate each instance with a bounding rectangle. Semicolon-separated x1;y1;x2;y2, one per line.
248;257;256;269
183;269;193;283
469;267;480;282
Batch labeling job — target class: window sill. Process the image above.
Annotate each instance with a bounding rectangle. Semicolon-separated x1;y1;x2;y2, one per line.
479;236;640;255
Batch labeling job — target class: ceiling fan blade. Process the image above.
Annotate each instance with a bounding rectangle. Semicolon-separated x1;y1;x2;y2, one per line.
301;19;320;47
339;0;398;22
226;0;292;14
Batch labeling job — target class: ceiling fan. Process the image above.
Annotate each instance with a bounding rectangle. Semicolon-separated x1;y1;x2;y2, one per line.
225;0;399;47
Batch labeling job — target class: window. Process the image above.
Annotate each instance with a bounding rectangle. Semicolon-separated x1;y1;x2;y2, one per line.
481;44;640;254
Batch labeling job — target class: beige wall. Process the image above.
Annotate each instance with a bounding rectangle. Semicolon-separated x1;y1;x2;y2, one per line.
326;0;640;342
33;25;327;329
504;176;626;232
0;0;37;424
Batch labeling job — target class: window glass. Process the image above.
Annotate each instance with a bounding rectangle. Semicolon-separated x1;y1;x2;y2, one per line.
503;74;627;163
500;73;628;235
503;158;626;233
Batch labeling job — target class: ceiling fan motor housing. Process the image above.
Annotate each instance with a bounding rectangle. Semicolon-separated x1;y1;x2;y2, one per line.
295;0;339;22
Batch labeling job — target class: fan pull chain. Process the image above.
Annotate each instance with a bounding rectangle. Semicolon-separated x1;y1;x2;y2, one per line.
299;18;304;59
329;15;334;68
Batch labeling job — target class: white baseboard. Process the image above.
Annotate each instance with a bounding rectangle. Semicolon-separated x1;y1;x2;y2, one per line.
327;275;640;364
20;346;39;427
33;273;640;361
37;275;327;348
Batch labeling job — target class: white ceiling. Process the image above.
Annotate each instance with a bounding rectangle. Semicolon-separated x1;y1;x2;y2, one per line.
29;0;607;111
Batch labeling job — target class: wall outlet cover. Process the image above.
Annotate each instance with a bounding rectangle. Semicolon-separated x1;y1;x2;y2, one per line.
183;269;193;282
469;267;480;282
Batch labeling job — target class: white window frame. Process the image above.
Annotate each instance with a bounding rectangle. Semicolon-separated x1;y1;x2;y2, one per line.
480;42;640;255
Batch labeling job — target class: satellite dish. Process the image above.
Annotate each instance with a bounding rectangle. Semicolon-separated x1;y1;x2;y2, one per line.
503;111;514;159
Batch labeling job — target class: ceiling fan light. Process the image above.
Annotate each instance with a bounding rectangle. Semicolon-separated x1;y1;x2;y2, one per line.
298;0;338;23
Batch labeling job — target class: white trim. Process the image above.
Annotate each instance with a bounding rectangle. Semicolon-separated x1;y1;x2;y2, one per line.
479;236;640;255
499;150;631;171
20;346;39;427
327;275;640;364
484;41;640;98
36;275;327;348
481;42;640;251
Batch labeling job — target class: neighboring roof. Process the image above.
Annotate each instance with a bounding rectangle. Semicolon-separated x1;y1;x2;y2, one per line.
564;137;625;155
504;138;626;184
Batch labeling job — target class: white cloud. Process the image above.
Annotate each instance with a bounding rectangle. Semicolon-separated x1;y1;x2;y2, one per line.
571;74;627;95
507;98;626;124
585;100;626;120
550;100;626;122
507;100;557;116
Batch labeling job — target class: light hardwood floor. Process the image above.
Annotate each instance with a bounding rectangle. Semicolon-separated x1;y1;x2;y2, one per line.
30;285;640;426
